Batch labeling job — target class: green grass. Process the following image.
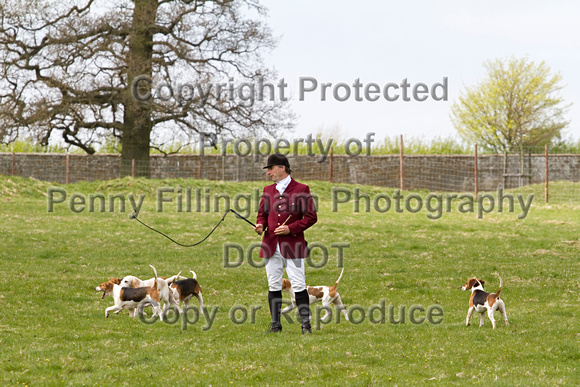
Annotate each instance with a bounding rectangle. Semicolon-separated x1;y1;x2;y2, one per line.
0;176;578;385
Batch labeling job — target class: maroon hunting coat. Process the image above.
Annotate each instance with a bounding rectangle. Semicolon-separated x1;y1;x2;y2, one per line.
256;179;317;259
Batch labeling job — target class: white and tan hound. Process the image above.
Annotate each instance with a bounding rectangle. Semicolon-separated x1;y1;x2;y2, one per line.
120;271;179;315
281;268;349;321
95;265;163;320
461;273;508;329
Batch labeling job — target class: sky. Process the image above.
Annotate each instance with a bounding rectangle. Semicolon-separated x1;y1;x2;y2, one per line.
259;0;580;143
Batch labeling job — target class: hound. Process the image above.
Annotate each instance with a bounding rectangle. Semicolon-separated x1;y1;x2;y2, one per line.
281;268;349;321
95;265;163;320
119;271;179;315
461;273;509;329
169;271;204;314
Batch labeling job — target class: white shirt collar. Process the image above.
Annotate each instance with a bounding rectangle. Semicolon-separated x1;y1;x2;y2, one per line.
276;175;292;195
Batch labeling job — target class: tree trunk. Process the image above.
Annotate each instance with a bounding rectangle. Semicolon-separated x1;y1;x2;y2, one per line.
121;0;158;177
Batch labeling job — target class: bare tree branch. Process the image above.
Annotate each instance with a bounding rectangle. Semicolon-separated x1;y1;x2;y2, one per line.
0;0;292;175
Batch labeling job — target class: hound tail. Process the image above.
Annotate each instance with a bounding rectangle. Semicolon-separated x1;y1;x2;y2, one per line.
190;270;197;280
149;265;158;290
165;271;182;285
334;268;345;288
493;272;502;297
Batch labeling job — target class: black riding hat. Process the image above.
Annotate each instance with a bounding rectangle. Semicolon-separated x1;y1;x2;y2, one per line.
263;153;292;173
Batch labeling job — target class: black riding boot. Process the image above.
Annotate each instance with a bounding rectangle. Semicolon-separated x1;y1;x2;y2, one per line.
295;289;312;334
267;290;283;333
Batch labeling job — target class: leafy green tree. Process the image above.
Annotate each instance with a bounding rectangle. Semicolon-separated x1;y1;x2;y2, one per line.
451;57;570;153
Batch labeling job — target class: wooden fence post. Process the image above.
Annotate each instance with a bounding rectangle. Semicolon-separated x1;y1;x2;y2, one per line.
198;156;202;180
132;159;135;178
545;144;549;204
329;147;333;183
399;135;404;191
474;144;478;197
66;153;70;184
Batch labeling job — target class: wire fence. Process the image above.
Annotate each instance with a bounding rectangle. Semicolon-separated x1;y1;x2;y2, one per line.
1;144;578;204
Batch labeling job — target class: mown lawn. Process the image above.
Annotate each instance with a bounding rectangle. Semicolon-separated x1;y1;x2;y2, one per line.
0;176;578;385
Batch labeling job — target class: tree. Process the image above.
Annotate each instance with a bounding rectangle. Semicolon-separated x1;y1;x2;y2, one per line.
451;57;570;153
0;0;291;176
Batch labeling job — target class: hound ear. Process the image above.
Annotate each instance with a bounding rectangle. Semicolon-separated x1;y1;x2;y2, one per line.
479;279;485;286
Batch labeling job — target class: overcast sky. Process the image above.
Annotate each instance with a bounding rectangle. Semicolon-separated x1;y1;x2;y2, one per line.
260;0;580;143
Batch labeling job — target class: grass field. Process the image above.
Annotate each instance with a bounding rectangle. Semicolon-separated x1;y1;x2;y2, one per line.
1;175;578;386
